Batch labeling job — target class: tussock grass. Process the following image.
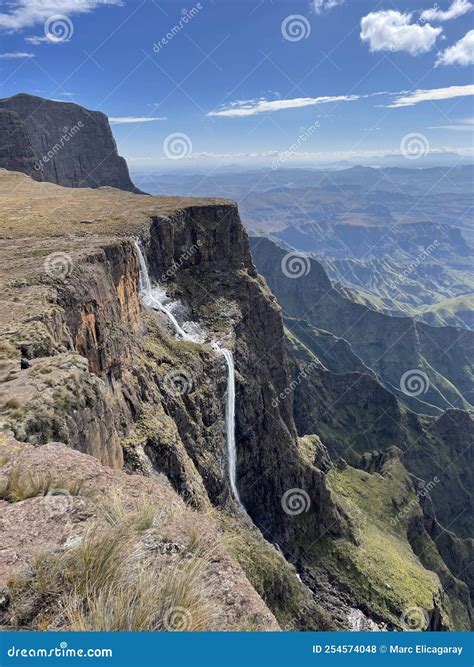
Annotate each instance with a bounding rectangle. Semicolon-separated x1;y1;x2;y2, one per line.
6;494;216;632
0;465;83;503
99;489;156;532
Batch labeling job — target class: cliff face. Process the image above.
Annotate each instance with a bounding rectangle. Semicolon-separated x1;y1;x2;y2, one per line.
0;94;139;192
0;171;471;631
0;109;39;180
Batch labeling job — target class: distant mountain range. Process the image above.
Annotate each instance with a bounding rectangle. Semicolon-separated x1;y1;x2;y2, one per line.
142;165;474;331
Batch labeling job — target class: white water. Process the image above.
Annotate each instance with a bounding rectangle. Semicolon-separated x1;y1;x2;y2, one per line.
212;342;241;504
135;241;189;340
134;241;241;505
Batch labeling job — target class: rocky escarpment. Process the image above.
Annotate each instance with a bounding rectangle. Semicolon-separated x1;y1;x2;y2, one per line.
0;94;139;192
0;170;471;631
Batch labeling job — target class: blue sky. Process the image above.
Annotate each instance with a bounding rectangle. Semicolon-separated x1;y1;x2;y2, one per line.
0;0;473;168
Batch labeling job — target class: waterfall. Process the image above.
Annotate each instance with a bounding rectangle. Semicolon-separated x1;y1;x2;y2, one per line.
134;241;188;340
212;343;241;505
134;241;241;505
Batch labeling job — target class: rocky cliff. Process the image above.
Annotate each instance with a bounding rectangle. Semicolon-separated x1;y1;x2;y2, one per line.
0;109;39;181
0;170;471;631
0;94;139;192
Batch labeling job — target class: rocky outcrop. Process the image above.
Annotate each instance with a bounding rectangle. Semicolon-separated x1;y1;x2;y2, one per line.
0;93;139;192
0;435;280;631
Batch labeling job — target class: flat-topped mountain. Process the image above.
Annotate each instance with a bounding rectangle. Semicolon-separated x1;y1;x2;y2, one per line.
0;93;139;192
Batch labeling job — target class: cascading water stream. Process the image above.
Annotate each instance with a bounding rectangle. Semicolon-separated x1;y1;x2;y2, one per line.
211;342;241;505
134;241;242;506
134;241;188;340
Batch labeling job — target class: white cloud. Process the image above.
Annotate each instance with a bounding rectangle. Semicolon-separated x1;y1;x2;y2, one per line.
421;0;473;22
436;29;474;65
429;117;474;129
360;10;442;55
207;95;359;118
109;117;167;124
387;84;474;107
0;1;122;33
25;35;50;45
311;0;344;15
0;50;34;58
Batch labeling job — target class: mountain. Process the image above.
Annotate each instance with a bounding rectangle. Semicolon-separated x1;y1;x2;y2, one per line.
250;236;473;416
142;166;473;330
0;169;471;631
0;93;139;192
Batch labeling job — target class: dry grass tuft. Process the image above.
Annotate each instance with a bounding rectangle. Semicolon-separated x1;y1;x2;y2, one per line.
0;465;83;503
6;495;216;632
